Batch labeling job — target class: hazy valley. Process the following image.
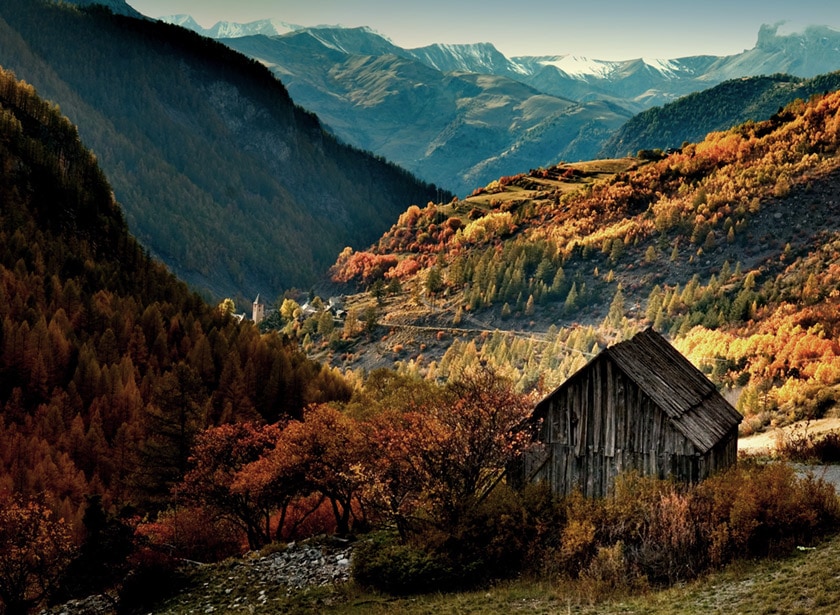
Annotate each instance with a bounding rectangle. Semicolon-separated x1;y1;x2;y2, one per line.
0;0;444;300
170;16;840;195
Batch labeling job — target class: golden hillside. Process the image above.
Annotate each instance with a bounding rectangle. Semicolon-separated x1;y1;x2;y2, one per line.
321;91;840;434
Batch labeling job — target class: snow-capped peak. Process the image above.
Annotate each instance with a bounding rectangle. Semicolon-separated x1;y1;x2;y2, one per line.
642;58;682;77
407;42;529;76
538;56;621;80
159;14;203;29
207;19;301;39
158;16;302;39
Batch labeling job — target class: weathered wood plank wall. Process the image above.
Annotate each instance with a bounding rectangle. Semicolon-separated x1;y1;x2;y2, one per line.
529;354;735;498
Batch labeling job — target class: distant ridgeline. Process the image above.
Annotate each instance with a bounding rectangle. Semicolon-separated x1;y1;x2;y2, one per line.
0;67;351;527
600;72;840;158
0;0;447;299
174;17;840;196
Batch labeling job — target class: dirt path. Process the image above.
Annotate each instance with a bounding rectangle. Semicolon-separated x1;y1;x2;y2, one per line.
739;417;840;493
738;417;840;454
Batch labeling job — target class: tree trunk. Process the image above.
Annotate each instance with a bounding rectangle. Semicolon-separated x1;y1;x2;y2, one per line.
331;496;352;536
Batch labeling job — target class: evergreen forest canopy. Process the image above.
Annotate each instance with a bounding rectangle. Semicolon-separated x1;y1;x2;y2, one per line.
599;72;840;158
0;65;352;544
0;0;446;300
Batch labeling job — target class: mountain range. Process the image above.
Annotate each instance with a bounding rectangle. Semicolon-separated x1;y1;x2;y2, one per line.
163;16;840;194
215;28;632;195
0;0;443;300
7;5;840;612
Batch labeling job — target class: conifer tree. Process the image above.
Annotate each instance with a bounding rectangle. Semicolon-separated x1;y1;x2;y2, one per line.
720;260;731;282
564;282;579;314
550;267;565;296
609;238;624;264
606;285;625;328
135;363;207;508
646;285;664;323
317;311;335;337
425;266;444;297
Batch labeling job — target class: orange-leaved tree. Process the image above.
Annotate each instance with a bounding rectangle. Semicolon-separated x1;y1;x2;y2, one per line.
179;422;282;550
421;367;536;527
365;367;536;533
269;404;367;537
0;495;75;615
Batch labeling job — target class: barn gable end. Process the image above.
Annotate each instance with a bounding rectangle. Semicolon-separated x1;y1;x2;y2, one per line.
514;328;742;498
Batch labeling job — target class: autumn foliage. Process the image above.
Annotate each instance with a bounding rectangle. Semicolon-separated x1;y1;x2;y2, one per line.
330;248;399;284
174;367;534;557
0;62;356;615
330;87;840;435
10;33;840;606
0;495;74;615
365;367;534;531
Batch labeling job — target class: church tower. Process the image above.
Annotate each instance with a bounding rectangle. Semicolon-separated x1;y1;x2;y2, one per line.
252;294;265;324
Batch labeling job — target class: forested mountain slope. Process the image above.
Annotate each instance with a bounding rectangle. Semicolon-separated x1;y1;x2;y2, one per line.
0;0;444;299
326;89;840;436
223;29;632;196
0;67;351;539
600;72;840;157
64;0;143;18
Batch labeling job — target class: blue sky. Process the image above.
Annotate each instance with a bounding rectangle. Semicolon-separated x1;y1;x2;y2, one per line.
126;1;840;60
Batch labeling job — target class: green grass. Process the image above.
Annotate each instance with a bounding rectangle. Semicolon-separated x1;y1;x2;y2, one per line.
151;532;840;614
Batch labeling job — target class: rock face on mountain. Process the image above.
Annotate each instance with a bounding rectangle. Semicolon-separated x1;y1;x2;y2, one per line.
736;24;840;78
161;17;840;195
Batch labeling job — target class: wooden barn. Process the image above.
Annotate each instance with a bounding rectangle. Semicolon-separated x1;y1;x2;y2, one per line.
513;328;742;498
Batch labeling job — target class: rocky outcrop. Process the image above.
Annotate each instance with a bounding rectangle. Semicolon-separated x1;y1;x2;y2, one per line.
234;540;353;593
41;540;354;615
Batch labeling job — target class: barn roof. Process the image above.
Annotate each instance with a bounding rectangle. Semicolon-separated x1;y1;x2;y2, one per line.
537;328;742;454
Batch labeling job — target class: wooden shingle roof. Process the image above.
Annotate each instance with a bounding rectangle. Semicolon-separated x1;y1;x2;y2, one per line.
605;328;742;453
536;328;742;454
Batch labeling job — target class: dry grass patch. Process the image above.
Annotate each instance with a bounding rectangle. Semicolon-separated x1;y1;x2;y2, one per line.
319;533;840;615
